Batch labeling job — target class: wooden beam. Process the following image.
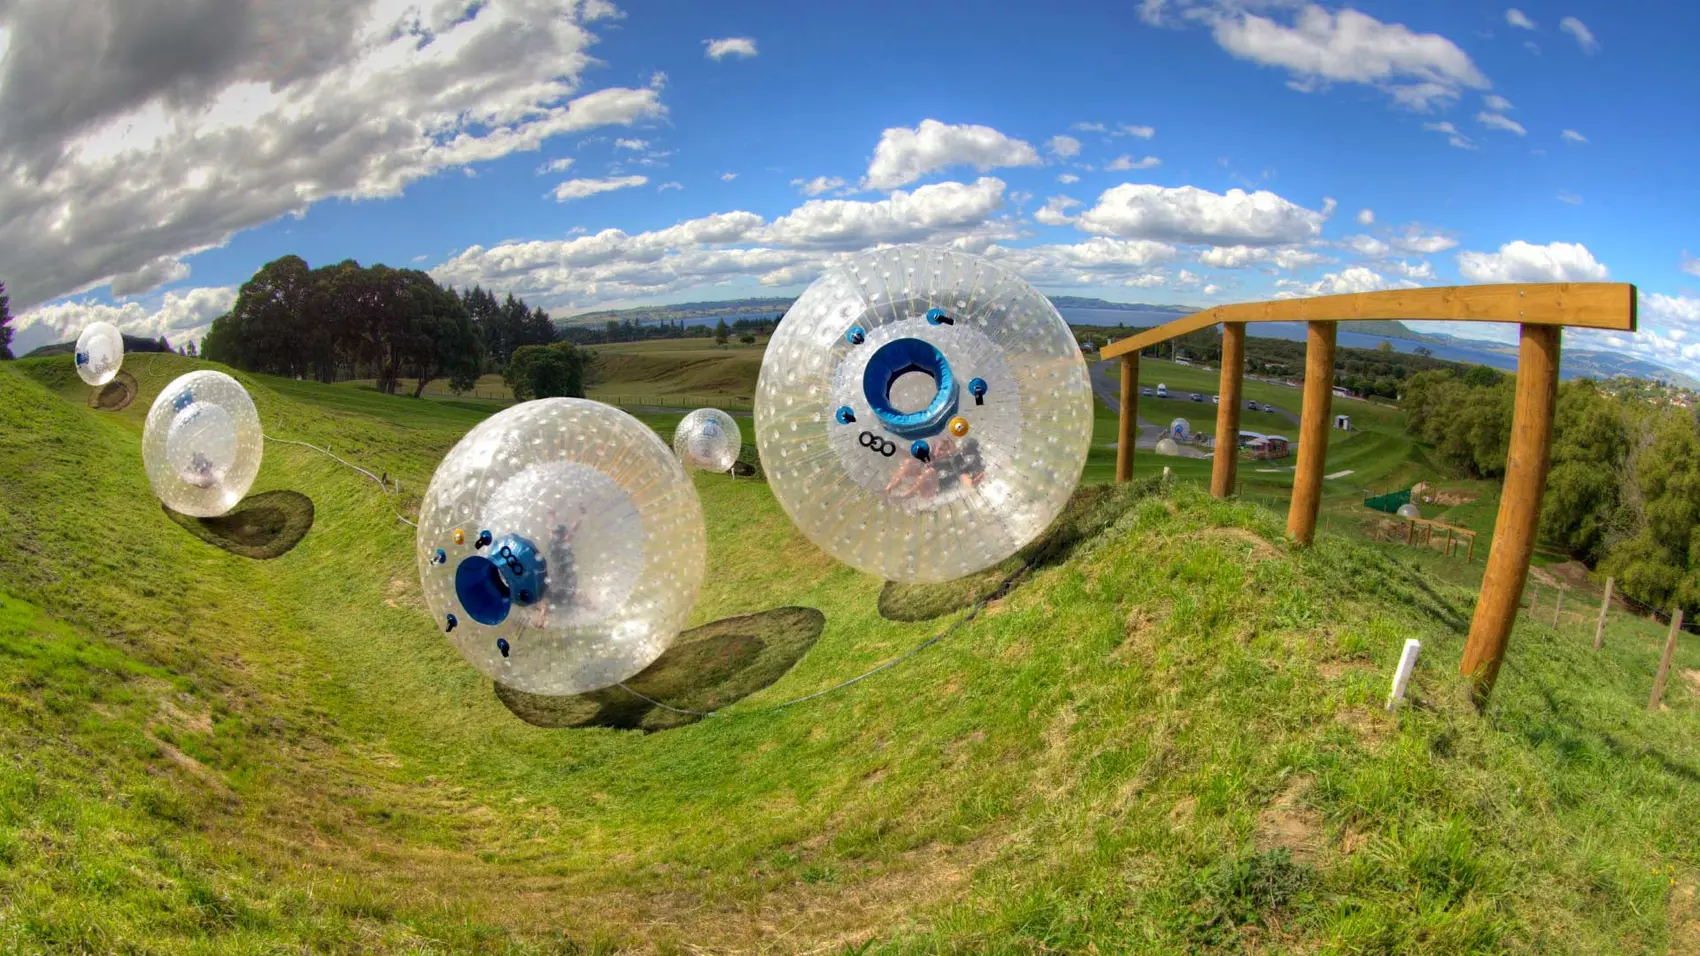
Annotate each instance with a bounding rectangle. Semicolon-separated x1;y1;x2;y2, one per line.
1286;322;1337;545
1650;610;1684;711
1100;283;1637;359
1594;576;1614;651
1116;354;1137;483
1460;324;1561;706
1211;323;1246;498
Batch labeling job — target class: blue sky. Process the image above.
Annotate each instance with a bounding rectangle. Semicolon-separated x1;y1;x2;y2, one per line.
4;0;1697;373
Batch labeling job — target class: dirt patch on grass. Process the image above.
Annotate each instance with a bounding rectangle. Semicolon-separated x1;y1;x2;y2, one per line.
89;370;138;411
495;606;826;731
1335;707;1391;749
1255;776;1322;863
162;490;315;559
1670;880;1700;955
1317;661;1373;680
1429;487;1480;506
1184;526;1282;562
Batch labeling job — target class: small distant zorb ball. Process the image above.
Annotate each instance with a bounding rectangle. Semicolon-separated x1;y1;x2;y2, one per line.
417;398;707;696
1170;418;1190;439
74;322;124;386
1154;437;1182;457
673;408;742;472
143;371;263;517
1396;503;1422;519
756;245;1094;584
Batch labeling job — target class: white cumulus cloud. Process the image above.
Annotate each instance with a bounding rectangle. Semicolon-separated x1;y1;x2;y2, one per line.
16;285;236;352
1422;121;1477;150
720;171;738;181
1034;195;1083;226
1477;111;1527;135
1107;154;1161;171
1047;134;1082;158
1208;4;1490;111
1505;9;1535;30
863;119;1042;191
1077;183;1332;247
0;0;665;313
553;175;648;201
1456;240;1609;282
791;176;848;197
1057;173;1080;184
1357;208;1374;225
1559;17;1598;54
1561;129;1588;144
705;37;757;60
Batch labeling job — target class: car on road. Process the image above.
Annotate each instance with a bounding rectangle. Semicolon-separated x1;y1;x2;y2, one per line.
1190;393;1203;402
1212;395;1220;405
1141;387;1153;397
1156;384;1168;397
1262;402;1276;413
1246;399;1259;410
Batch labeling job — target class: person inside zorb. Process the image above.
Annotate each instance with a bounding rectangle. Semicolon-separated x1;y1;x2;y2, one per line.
755;245;1094;584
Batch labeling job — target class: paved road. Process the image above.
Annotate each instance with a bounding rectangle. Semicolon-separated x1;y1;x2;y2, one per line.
1089;360;1304;433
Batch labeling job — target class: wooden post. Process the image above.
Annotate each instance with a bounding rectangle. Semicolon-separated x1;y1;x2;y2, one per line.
1553;585;1565;629
1445;527;1454;557
1211;323;1246;498
1594;577;1614;651
1407;520;1416;545
1466;532;1476;563
1116;355;1138;483
1286;322;1337;544
1459;325;1561;706
1649;609;1684;711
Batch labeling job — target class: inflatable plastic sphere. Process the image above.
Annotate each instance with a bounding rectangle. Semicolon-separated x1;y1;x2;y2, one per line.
1154;437;1182;457
417;398;707;695
1397;503;1422;519
755;245;1094;584
74;321;124;386
143;371;263;517
1170;418;1190;438
673;408;742;472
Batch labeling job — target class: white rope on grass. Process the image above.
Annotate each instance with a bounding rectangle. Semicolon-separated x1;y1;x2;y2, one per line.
263;435;418;528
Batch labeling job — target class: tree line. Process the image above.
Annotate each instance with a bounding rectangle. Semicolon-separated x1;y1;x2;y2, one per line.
201;255;586;399
555;314;779;347
1075;324;1458;398
1404;366;1700;616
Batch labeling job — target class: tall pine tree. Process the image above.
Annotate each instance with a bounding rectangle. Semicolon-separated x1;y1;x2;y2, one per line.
0;281;11;360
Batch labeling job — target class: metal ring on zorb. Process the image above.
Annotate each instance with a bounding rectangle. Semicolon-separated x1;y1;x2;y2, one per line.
755;245;1094;584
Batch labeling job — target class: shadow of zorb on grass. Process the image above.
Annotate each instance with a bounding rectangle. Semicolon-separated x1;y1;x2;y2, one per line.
89;370;138;412
494;606;826;732
161;490;315;560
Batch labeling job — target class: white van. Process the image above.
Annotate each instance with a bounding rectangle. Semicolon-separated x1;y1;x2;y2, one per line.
1156;383;1168;398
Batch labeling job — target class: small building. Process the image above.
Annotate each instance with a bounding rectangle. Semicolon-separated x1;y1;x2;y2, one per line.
1334;414;1351;430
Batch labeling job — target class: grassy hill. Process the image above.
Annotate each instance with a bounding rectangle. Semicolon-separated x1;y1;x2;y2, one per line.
4;353;1700;953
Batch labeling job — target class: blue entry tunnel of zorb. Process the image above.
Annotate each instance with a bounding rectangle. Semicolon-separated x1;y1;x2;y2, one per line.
416;398;707;696
755;245;1094;584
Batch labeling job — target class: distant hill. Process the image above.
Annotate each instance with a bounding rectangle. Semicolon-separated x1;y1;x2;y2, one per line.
24;333;177;359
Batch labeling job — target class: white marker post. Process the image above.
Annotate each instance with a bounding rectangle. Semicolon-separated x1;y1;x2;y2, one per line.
1386;638;1422;712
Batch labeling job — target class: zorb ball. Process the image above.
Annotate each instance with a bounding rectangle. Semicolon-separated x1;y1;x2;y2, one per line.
756;245;1094;584
416;398;707;695
1154;437;1181;457
143;371;263;517
1396;503;1421;519
1170;418;1190;439
75;321;124;386
673;408;742;472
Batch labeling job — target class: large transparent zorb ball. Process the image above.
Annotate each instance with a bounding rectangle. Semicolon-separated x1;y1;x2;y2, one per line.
75;321;124;386
143;371;263;517
417;398;707;695
756;246;1094;583
673;408;742;472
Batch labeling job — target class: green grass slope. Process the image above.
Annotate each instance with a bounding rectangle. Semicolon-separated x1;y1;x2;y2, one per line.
3;355;1700;953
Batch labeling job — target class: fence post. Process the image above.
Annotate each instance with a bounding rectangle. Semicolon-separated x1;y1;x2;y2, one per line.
1286;322;1337;545
1211;323;1245;498
1116;355;1138;483
1594;576;1614;651
1649;609;1684;711
1552;585;1565;629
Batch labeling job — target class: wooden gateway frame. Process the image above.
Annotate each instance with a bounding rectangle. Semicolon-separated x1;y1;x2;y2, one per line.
1099;283;1638;705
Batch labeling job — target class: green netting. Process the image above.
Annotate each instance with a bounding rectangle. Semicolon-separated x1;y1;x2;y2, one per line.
1364;488;1412;515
